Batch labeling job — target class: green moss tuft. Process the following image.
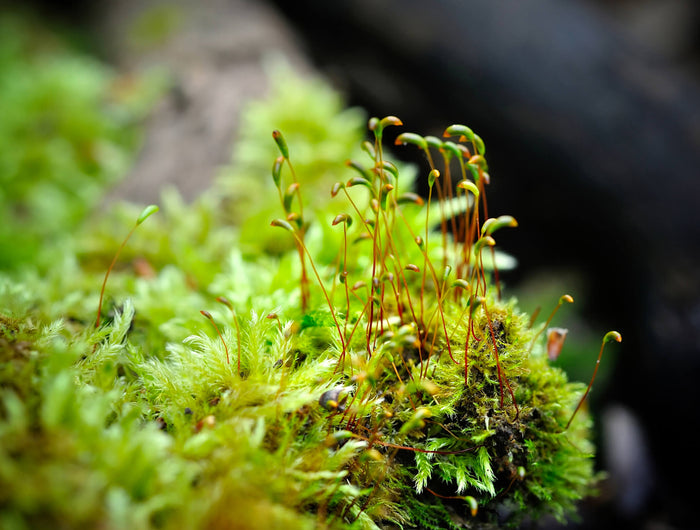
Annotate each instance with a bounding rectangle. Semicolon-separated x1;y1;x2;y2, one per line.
0;21;616;529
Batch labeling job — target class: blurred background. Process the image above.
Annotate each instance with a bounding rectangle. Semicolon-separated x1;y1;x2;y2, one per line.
3;0;700;528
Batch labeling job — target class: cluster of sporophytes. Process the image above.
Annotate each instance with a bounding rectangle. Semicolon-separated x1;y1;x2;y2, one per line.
0;33;620;528
258;117;621;528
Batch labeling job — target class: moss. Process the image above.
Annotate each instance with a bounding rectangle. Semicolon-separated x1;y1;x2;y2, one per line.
0;18;616;529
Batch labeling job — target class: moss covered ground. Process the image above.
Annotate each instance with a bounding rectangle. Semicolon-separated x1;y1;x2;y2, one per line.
0;16;612;529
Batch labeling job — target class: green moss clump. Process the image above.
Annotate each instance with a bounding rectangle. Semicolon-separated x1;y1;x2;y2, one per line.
0;23;616;529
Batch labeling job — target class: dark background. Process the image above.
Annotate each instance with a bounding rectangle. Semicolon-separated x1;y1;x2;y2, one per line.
10;0;700;528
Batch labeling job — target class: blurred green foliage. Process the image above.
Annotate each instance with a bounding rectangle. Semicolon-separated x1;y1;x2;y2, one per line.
0;13;164;270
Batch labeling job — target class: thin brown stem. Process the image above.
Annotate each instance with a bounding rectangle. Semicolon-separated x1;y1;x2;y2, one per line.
95;224;137;329
566;331;621;429
200;310;230;367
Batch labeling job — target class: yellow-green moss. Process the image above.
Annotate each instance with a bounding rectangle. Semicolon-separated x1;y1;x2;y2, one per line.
0;22;611;529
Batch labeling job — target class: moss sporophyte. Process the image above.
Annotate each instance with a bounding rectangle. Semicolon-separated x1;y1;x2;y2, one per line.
261;116;621;527
0;99;620;526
